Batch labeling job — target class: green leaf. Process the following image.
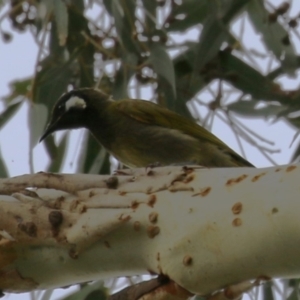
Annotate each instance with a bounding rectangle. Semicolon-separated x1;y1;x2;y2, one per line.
247;0;298;76
0;101;22;130
112;0;140;54
228;100;287;117
286;288;298;300
194;0;250;71
87;148;110;174
166;0;208;32
262;281;274;300
142;0;157;36
2;78;31;103
53;0;68;46
149;43;176;98
103;0;113;15
28;103;48;148
113;53;138;99
77;132;111;175
47;132;69;173
0;147;8;178
171;42;207;117
219;51;287;102
67;2;95;87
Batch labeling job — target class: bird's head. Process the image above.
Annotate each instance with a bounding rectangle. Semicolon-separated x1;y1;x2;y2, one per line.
39;88;111;142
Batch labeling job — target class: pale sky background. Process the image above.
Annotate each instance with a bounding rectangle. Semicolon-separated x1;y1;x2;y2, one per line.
1;0;300;299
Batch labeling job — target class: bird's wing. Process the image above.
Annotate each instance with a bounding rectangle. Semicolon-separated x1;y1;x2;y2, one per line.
113;99;254;167
113;99;229;148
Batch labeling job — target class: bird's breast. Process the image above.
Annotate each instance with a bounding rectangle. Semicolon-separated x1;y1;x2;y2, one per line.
107;125;202;167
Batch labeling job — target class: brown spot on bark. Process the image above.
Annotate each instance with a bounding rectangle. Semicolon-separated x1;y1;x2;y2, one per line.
183;255;193;266
149;212;158;224
105;176;119;189
251;172;266;182
49;211;63;228
232;202;242;214
286;165;296;172
21;189;39;198
193;187;211;197
232;218;242;227
147;226;160;238
131;200;139;209
18;222;37;237
257;275;272;281
182;166;195;174
226;174;248;186
89;190;96;197
69;248;78;259
118;214;131;222
156;252;160;261
184;174;195;183
148;194;157;207
79;205;87;213
272;207;278;214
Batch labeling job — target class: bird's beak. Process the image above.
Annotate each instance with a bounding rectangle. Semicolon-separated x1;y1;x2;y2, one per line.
39;120;58;143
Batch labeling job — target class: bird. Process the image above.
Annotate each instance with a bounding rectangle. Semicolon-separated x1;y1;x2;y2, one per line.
40;88;254;168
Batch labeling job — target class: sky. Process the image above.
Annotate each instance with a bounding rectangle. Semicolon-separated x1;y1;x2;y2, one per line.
1;0;300;299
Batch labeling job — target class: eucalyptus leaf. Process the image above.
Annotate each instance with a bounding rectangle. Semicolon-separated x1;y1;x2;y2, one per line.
113;53;138;100
0;148;8;178
194;0;250;72
228;100;287;117
142;0;157;36
53;0;68;46
262;281;274;300
149;43;176;98
166;0;208;32
47;132;69;173
76;131;110;175
28;103;48;148
2;78;31;103
247;0;298;76
219;51;287;102
0;101;22;130
112;0;140;54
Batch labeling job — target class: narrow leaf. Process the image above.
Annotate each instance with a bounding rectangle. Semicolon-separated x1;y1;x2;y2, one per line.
28;103;48;148
53;0;68;46
47;132;69;173
166;0;208;32
149;43;176;98
0;101;22;130
194;0;250;71
0;148;8;178
247;0;297;76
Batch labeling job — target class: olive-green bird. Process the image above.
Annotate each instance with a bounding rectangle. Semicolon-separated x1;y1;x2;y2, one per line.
40;88;254;168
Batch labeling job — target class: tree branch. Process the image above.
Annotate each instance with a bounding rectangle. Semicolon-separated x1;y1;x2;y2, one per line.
0;165;298;297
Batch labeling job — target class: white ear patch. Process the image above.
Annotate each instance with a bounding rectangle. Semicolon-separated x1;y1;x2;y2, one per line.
65;96;87;111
